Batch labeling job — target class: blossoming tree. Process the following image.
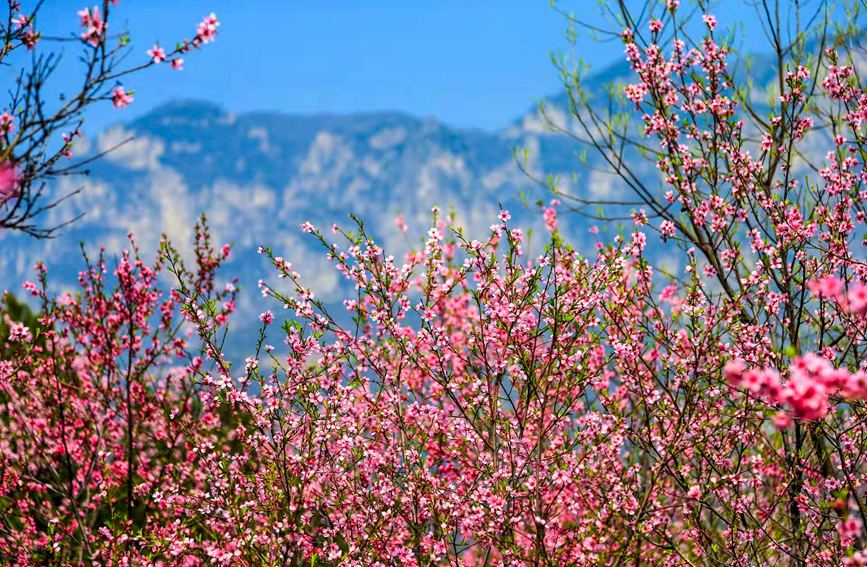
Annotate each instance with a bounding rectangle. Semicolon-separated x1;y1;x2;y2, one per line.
3;0;867;565
542;0;867;562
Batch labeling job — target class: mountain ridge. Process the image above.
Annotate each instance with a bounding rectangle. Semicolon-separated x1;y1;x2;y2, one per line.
0;45;794;350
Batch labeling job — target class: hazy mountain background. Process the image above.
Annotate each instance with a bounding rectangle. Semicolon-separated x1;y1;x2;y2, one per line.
0;50;807;347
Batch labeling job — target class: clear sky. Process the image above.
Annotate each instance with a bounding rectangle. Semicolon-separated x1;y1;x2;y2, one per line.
27;1;820;132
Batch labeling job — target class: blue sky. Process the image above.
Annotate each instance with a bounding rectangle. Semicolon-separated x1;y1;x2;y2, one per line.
28;1;817;132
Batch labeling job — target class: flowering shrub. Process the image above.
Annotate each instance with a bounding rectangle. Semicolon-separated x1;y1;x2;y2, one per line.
0;220;239;563
166;209;663;564
548;1;867;562
4;1;867;564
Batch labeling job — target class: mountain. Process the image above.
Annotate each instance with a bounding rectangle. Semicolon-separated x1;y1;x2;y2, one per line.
0;49;789;348
4;18;853;299
0;59;642;312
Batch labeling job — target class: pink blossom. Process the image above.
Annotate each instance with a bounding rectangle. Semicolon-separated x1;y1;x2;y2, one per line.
773;412;793;429
807;275;843;299
0;161;19;204
0;111;14;136
78;6;106;46
839;517;863;540
8;322;30;342
702;14;718;30
846;284;867;316
13;14;29;29
541;199;560;232
147;44;167;64
659;220;676;240
195;12;220;44
22;28;38;50
112;86;133;109
21;280;38;296
629;231;646;256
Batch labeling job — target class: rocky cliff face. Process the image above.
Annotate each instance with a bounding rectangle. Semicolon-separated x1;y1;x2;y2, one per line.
0;51;801;345
0;83;601;284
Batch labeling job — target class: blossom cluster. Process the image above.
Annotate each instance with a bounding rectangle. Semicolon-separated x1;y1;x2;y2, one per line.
725;355;867;421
